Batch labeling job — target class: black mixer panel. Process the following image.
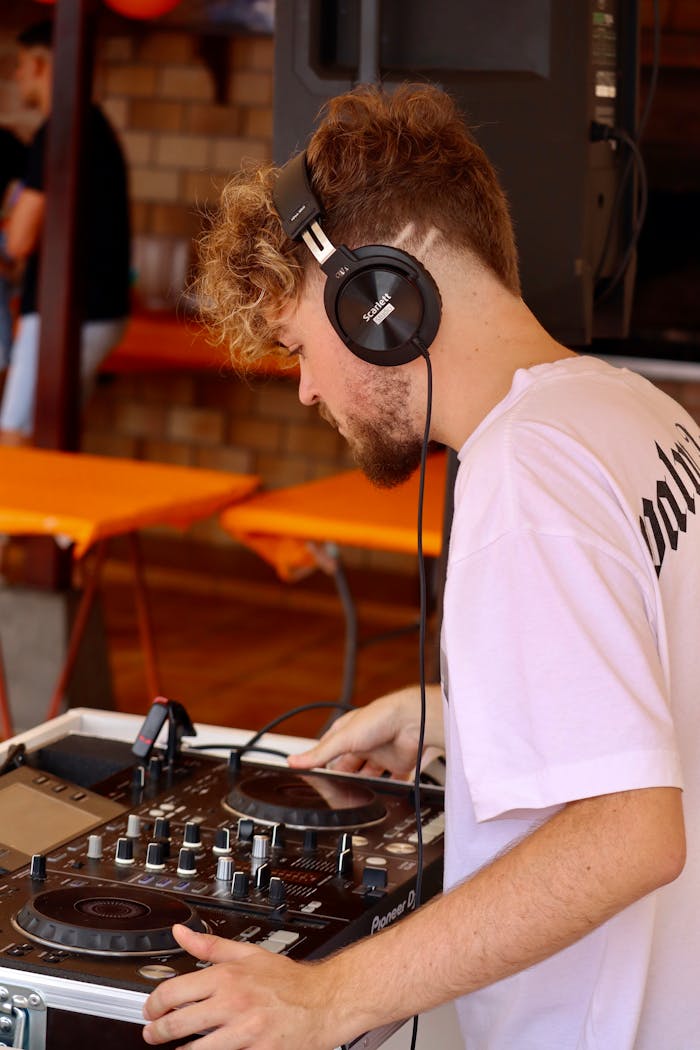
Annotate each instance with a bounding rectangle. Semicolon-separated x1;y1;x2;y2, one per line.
0;735;444;1002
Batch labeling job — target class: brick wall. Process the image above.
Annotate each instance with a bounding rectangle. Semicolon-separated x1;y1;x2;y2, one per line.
95;29;273;307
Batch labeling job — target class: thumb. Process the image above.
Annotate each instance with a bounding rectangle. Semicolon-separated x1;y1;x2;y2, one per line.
172;924;258;964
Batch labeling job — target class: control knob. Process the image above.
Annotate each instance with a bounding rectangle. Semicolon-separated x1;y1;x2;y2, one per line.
254;861;271;891
29;854;47;881
115;837;135;866
362;865;388;893
216;856;234;883
126;814;142;838
252;833;270;861
231;870;249;899
183;822;202;848
336;832;353;857
270;823;286;850
177;847;197;877
336;833;354;877
268;876;286;907
213;827;232;855
145;841;166;871
153;816;171;841
336;848;353;878
87;834;103;860
237;818;254;842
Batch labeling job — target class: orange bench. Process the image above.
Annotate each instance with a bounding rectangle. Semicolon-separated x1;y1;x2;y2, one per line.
220;453;450;707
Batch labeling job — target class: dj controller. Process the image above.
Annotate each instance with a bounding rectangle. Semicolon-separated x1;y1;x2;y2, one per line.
0;712;445;1050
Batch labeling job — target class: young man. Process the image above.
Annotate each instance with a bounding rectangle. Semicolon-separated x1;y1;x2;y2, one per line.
0;19;130;443
142;85;698;1049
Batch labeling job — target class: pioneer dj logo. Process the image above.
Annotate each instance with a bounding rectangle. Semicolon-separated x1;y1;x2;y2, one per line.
370;889;416;934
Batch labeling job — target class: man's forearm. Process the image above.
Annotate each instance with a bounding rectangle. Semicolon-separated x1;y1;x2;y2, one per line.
316;786;685;1043
5;188;44;260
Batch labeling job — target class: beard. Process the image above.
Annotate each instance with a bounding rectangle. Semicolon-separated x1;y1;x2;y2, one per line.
347;417;425;488
318;372;425;489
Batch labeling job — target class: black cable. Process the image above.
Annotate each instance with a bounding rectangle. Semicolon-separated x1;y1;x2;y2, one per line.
593;141;634;287
593;125;649;304
241;701;352;753
409;345;433;1050
185;743;289;760
188;701;354;763
593;0;660;300
333;554;359;714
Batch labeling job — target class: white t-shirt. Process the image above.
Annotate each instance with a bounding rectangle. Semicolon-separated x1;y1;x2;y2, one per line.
440;355;700;1049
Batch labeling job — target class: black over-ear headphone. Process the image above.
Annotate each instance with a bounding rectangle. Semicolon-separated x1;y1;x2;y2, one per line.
272;151;442;367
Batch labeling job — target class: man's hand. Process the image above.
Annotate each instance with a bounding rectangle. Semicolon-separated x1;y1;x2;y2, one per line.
142;925;339;1050
288;684;444;779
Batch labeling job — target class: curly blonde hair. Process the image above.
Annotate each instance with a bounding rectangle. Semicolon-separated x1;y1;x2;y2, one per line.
196;83;519;368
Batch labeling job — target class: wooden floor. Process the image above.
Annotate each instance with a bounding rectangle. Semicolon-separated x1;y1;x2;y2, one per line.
98;537;433;743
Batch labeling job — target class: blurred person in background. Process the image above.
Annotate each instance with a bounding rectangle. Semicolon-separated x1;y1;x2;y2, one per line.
0;18;130;445
0;125;27;368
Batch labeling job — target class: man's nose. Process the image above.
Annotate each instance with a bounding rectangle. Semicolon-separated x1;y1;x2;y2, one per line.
297;361;319;406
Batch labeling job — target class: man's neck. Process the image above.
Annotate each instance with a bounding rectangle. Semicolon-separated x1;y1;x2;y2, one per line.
426;275;575;452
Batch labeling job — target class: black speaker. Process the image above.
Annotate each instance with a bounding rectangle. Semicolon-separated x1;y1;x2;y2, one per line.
273;0;639;347
272;150;442;366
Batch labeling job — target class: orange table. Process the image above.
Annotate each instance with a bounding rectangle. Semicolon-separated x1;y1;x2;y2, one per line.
220;454;448;707
0;448;259;737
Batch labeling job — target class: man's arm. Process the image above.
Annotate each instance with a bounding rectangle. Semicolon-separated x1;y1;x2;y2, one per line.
4;187;44;260
142;785;685;1050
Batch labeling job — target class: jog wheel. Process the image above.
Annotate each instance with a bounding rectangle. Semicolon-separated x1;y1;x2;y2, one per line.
224;768;387;830
14;885;205;956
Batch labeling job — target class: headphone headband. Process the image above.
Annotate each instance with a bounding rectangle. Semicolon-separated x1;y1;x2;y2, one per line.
272;152;321;241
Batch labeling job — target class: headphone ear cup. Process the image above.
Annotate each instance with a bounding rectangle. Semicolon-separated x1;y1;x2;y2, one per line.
324;245;441;367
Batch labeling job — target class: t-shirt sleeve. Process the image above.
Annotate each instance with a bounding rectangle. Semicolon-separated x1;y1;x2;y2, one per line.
442;529;682;822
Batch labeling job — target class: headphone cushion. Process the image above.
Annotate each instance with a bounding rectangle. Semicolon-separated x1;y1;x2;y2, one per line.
324;245;441;366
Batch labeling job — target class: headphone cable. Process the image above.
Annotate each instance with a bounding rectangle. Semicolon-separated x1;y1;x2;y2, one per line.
409;345;433;1050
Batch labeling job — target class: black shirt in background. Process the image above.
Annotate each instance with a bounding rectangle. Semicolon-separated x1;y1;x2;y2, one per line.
20;103;131;321
0;127;27;201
